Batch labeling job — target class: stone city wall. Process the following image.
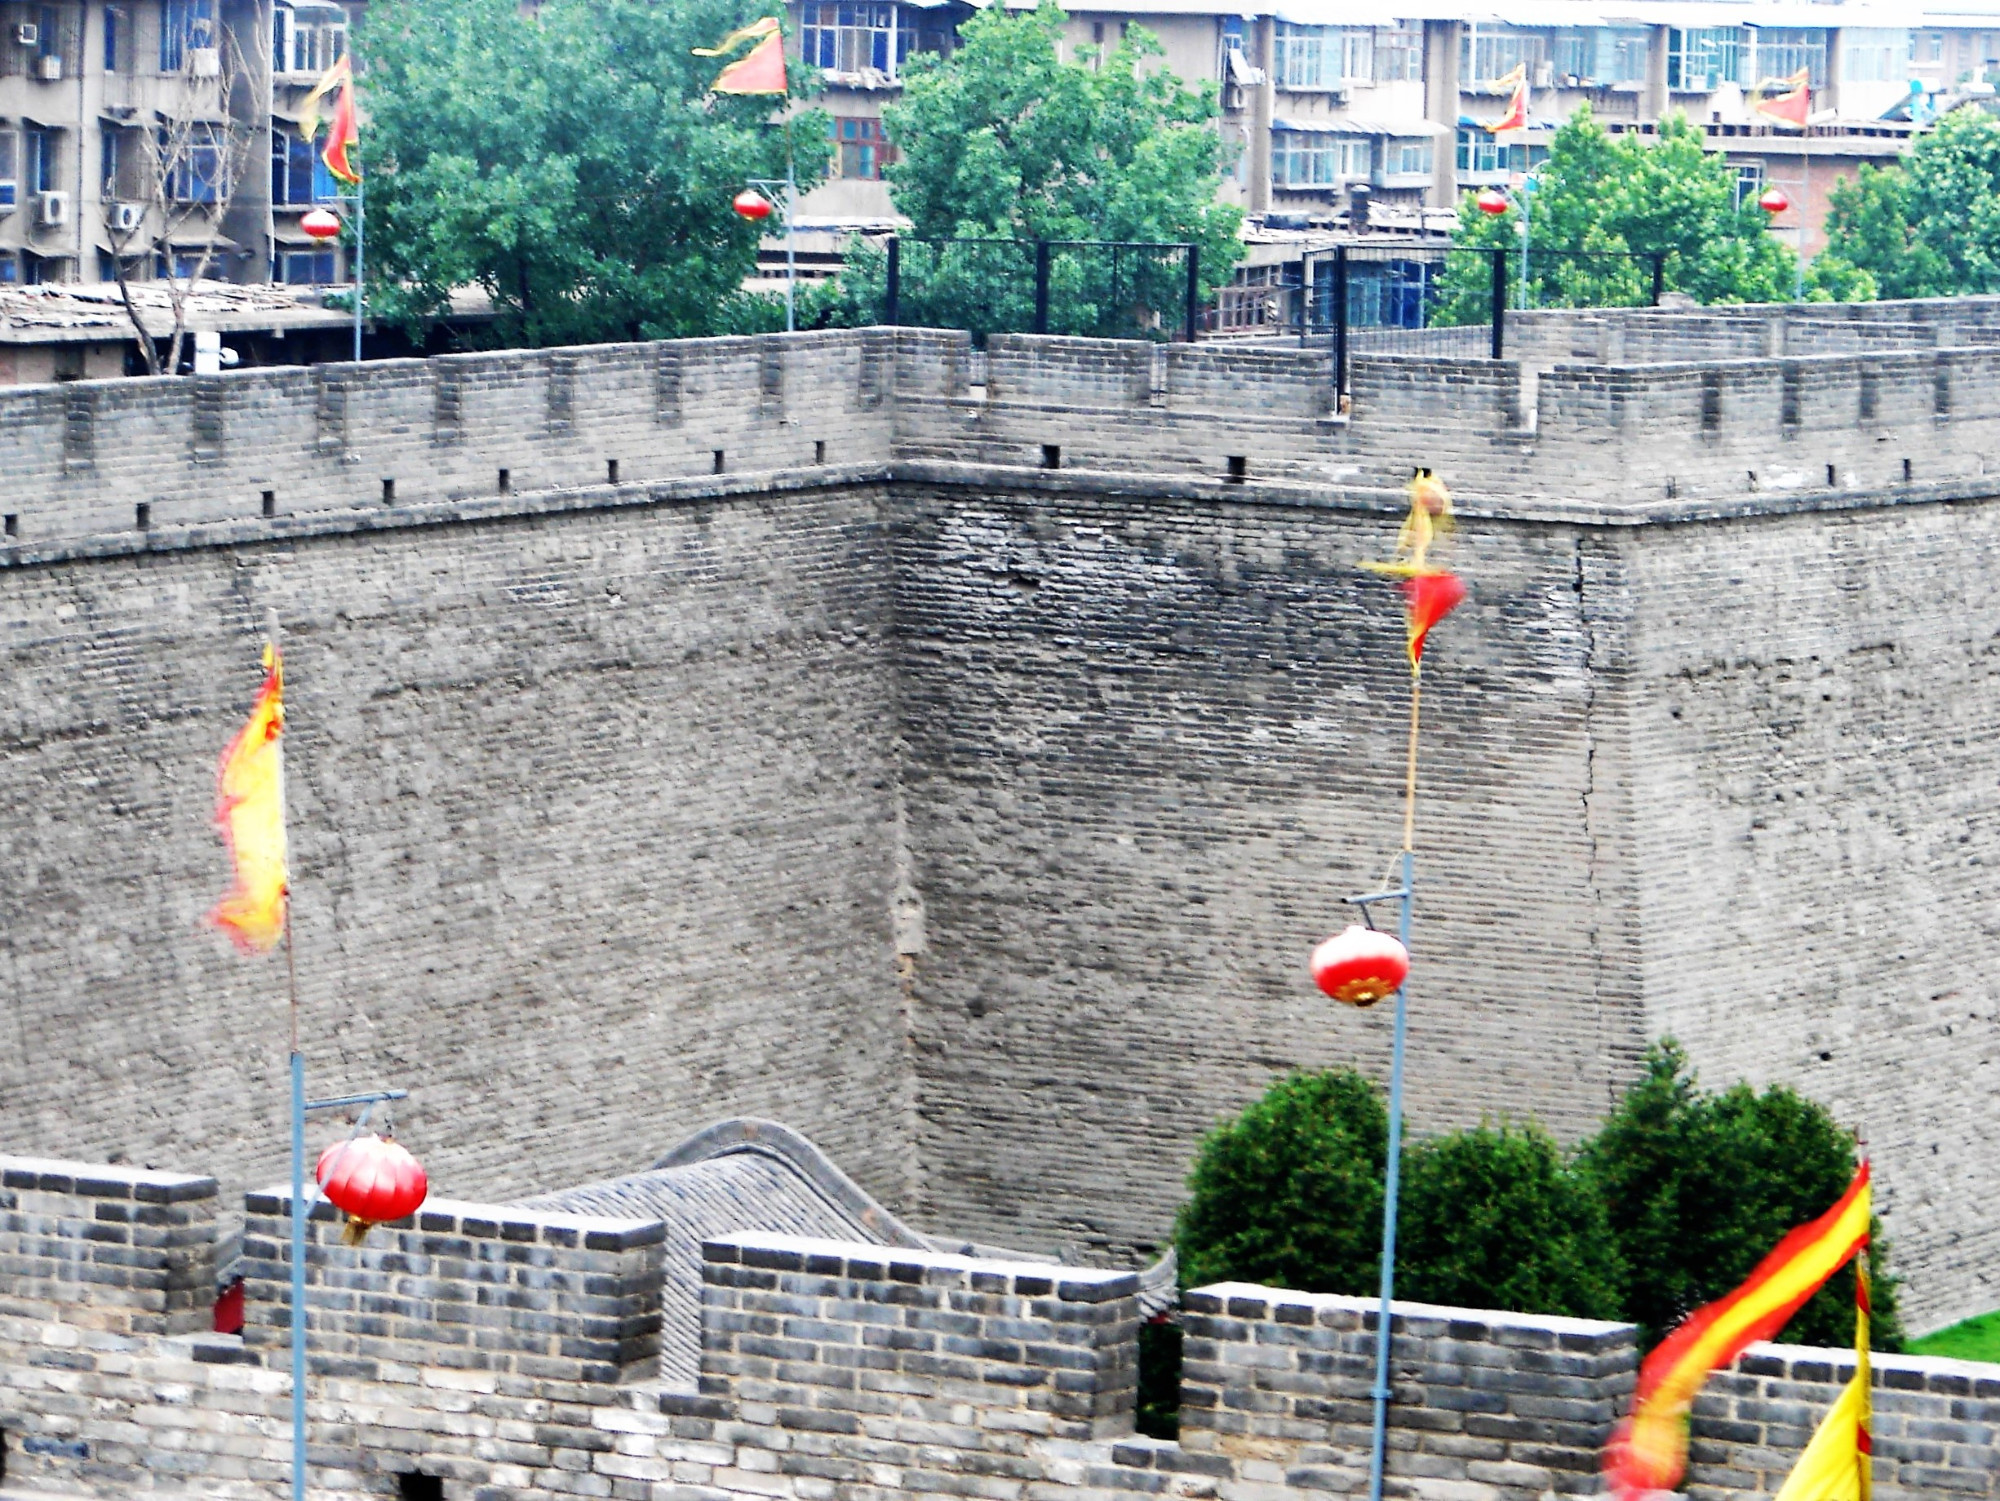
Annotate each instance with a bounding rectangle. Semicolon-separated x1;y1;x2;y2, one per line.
3;1163;1996;1500
2;323;1998;1329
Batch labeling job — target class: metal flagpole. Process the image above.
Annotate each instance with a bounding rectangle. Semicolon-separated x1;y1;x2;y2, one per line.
352;171;365;363
784;121;796;334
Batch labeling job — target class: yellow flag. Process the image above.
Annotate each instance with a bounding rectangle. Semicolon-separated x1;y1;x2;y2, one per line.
207;645;289;953
1773;1245;1873;1501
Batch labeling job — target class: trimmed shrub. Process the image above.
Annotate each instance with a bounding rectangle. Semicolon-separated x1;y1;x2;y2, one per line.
1175;1069;1385;1294
1577;1040;1903;1351
1397;1121;1625;1320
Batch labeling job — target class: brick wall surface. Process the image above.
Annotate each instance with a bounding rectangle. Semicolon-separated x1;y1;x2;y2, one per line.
1179;1282;1636;1499
0;478;920;1219
1689;1342;2000;1500
1;319;1998;1335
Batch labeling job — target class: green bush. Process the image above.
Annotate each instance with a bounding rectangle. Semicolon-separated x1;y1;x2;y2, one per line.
1176;1046;1900;1354
1398;1122;1625;1320
1175;1069;1385;1294
1576;1041;1902;1351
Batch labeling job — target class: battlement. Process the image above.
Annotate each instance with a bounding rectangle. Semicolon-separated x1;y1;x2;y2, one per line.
5;303;2000;565
0;1155;1993;1500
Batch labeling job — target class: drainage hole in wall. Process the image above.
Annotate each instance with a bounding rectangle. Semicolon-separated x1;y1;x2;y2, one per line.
498;469;511;494
381;478;396;504
1826;464;1836;487
1042;444;1061;470
1903;457;1913;482
1225;455;1247;483
607;458;620;484
713;449;726;474
3;514;16;538
135;502;151;530
397;1473;443;1501
814;440;826;464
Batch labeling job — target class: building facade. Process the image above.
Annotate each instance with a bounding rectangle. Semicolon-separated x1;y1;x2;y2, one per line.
0;0;353;290
791;0;1993;250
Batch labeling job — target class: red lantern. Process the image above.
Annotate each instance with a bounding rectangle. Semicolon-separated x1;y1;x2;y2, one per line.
732;189;773;222
1310;925;1410;1007
300;208;342;242
1757;186;1790;215
316;1133;428;1244
1474;187;1510;216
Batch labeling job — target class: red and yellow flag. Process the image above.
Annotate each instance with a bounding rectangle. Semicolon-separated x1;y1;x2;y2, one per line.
1363;471;1466;673
1774;1231;1874;1501
1606;1164;1874;1501
207;645;289;954
299;55;361;184
1486;63;1528;133
696;16;789;95
1754;69;1812;129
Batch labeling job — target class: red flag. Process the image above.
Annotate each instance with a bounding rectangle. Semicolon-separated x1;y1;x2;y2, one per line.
1486;64;1528;133
1755;69;1811;129
207;646;289;954
697;17;789;96
1402;571;1466;670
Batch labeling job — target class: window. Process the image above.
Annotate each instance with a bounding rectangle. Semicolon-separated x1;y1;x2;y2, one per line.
0;129;16;208
801;4;907;77
160;0;213;71
1749;28;1827;91
103;4;120;71
1841;30;1910;84
165;123;226;203
0;253;17;283
831;117;894;179
281;249;336;284
1454;129;1545;176
1273;25;1374;88
1732;163;1764;210
1923;32;1945;65
1384;137;1432;176
1667;28;1746;90
275;3;347;76
1219;14;1247;83
156;250;209;280
271;130;336;203
26;127;59;194
1273;131;1371;188
100;129;117;197
1374;26;1422;82
1460;24;1546;87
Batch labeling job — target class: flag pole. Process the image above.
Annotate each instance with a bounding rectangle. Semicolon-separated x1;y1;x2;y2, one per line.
264;605;309;1501
352;172;364;364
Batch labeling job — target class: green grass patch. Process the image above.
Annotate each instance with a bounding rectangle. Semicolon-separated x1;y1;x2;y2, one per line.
1909;1310;2000;1363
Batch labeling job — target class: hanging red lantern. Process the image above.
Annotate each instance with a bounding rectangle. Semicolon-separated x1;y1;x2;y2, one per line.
299;208;342;242
316;1133;428;1245
732;189;773;222
1474;187;1510;216
1310;925;1410;1007
1757;186;1790;215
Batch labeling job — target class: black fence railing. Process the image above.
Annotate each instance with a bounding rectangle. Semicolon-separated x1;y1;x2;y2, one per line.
876;237;1201;344
1210;244;1669;392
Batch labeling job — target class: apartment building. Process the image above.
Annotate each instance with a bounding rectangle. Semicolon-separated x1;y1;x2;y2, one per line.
0;0;353;290
791;0;1996;249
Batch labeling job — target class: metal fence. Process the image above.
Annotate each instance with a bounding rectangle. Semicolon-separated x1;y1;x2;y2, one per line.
877;237;1202;344
1210;243;1669;392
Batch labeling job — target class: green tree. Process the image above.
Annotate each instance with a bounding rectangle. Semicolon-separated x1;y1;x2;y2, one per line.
1435;107;1829;321
1577;1041;1903;1352
355;0;826;347
1175;1070;1385;1294
1398;1122;1625;1320
1817;107;2000;298
840;4;1243;338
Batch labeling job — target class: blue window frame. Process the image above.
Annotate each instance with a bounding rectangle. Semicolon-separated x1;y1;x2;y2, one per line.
160;0;214;71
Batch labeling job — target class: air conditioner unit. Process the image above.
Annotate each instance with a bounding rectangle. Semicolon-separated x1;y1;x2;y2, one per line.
35;53;61;80
110;202;141;232
13;22;38;45
188;46;220;77
37;190;69;227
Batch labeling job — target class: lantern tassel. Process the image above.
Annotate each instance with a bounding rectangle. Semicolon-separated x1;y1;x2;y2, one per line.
340;1215;372;1247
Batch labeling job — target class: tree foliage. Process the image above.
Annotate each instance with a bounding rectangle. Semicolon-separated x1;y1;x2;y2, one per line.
1178;1047;1902;1354
356;0;825;346
1817;107;2000;298
839;5;1242;337
1175;1070;1385;1294
1399;1122;1624;1320
1435;107;1855;321
1576;1041;1902;1351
